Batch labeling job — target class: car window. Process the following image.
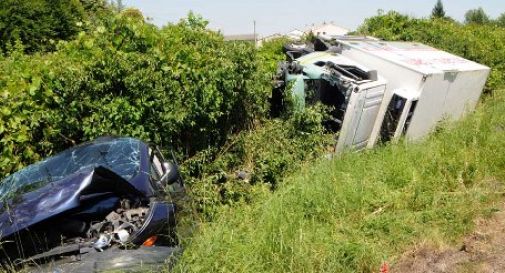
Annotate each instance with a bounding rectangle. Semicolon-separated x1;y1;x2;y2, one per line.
0;138;142;202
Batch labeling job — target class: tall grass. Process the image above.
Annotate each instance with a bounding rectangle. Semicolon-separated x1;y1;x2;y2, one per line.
174;88;505;272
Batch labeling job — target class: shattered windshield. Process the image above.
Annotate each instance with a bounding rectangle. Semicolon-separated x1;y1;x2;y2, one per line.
0;138;142;202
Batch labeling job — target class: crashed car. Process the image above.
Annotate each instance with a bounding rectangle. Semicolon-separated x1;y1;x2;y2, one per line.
0;137;184;272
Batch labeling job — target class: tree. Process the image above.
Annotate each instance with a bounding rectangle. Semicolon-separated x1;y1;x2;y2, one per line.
431;0;446;19
80;0;113;22
121;8;144;21
111;0;125;12
464;7;490;25
496;12;505;27
0;0;85;53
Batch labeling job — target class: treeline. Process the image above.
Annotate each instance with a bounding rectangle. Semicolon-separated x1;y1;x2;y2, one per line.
430;0;505;26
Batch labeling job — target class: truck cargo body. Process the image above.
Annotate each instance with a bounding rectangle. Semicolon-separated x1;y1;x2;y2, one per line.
337;39;490;146
278;39;490;152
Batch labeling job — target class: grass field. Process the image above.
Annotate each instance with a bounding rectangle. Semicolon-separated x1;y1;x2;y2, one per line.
174;88;505;273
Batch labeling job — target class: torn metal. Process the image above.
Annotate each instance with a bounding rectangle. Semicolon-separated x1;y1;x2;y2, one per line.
274;40;387;152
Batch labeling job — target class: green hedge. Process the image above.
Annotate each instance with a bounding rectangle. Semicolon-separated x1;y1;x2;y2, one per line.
0;13;271;175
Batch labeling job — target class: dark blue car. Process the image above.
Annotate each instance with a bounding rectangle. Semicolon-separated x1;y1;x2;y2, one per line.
0;137;184;272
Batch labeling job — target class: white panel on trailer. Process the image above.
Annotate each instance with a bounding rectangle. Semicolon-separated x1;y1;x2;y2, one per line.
405;74;450;139
337;39;490;143
338;40;487;74
442;69;490;120
338;43;424;93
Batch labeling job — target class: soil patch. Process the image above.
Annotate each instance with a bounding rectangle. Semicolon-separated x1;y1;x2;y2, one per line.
392;203;505;273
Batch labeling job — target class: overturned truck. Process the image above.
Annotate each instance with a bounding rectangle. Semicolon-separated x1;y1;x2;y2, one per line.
273;38;490;152
0;137;184;272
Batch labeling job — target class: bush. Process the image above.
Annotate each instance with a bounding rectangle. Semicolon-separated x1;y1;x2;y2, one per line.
257;37;290;76
182;105;332;219
0;13;271;175
0;11;331;229
0;0;86;54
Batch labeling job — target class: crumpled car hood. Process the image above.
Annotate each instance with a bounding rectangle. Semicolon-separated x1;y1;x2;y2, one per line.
0;166;144;239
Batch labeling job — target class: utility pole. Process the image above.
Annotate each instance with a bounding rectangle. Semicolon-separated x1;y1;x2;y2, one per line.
253;20;257;47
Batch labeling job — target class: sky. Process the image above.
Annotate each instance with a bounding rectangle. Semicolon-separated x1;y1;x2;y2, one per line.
123;0;504;36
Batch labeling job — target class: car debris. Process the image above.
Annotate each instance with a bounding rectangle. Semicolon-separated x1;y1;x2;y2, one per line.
273;37;490;152
0;137;184;272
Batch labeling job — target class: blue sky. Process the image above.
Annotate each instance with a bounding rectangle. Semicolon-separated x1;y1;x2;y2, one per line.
123;0;504;35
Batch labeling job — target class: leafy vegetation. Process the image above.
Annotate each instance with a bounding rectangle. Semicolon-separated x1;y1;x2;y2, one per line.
497;12;505;27
177;36;337;221
181;106;331;220
0;13;273;175
0;0;113;54
257;37;290;77
0;6;328;229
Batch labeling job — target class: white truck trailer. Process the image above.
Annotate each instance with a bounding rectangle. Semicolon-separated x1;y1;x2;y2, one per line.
276;38;490;152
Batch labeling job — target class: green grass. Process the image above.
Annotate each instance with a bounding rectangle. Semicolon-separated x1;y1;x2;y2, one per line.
174;88;505;273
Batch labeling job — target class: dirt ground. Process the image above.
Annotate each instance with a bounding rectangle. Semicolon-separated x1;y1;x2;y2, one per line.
392;203;505;273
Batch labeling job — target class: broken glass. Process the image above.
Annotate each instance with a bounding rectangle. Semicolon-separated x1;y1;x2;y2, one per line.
0;138;142;202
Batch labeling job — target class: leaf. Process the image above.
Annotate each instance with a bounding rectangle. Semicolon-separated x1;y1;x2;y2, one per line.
29;76;42;95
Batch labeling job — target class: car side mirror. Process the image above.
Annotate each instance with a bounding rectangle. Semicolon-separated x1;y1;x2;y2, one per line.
160;162;179;185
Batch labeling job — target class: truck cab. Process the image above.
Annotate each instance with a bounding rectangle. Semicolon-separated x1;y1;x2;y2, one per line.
274;51;387;152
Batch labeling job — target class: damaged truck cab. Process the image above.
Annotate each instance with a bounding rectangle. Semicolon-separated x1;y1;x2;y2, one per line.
274;38;490;152
0;137;183;272
277;51;388;152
